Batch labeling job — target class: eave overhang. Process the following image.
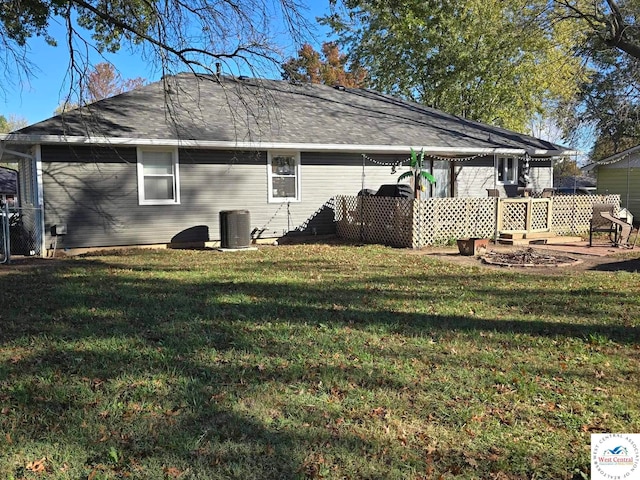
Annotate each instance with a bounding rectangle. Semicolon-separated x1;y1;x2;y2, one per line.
0;134;577;158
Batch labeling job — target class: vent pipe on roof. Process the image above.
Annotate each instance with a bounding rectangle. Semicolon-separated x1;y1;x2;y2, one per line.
334;84;346;91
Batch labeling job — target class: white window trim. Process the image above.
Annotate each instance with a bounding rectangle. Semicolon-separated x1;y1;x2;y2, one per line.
267;151;301;203
136;147;180;205
496;155;518;185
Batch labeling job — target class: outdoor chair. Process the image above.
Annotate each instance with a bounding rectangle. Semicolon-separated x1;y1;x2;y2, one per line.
589;203;632;247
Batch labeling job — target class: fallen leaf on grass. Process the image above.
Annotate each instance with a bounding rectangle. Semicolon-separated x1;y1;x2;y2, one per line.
370;406;387;417
163;466;185;478
493;383;516;394
26;457;47;473
88;467;107;480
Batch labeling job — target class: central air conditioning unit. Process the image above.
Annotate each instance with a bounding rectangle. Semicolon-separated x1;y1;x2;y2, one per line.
219;210;251;249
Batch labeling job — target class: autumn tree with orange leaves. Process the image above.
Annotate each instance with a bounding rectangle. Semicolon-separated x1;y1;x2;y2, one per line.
282;42;367;88
55;63;145;114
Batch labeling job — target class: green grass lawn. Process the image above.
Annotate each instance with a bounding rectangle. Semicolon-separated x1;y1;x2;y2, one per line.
0;244;639;479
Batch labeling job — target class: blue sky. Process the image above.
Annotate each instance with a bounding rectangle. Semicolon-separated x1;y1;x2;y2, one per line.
1;2;334;125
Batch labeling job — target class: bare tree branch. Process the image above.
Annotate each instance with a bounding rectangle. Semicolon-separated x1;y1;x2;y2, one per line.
0;0;311;100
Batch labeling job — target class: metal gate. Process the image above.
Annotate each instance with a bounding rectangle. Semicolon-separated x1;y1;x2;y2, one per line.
0;203;42;263
0;201;8;263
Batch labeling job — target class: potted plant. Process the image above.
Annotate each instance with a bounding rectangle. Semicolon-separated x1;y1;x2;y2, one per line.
456;237;489;256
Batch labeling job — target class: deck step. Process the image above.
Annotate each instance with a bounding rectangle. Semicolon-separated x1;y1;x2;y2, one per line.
497;235;582;246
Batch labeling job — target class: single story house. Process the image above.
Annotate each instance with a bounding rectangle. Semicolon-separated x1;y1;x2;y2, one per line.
0;74;575;254
585;145;640;219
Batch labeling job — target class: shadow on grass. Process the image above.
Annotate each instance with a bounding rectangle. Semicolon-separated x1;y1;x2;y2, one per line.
589;257;640;272
2;255;638;346
0;251;635;478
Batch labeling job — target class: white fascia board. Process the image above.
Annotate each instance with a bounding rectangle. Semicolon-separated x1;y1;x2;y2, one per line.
1;134;576;157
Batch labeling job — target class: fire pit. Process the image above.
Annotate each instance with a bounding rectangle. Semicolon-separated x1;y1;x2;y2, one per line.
483;248;582;268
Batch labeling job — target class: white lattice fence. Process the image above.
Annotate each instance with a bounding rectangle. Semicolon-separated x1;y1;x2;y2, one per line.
550;195;620;236
335;196;363;240
413;198;496;247
335;196;413;247
335;195;621;248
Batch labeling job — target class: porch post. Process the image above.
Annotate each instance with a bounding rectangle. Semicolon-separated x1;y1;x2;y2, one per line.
493;154;499;241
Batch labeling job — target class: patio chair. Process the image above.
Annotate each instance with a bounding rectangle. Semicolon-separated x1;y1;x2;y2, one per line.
589;204;632;247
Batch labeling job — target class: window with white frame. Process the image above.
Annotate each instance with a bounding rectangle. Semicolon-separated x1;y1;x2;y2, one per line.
137;148;180;205
496;156;517;185
268;152;300;202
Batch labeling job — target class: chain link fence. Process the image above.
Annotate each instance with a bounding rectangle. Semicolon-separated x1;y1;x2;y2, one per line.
0;208;7;263
0;205;42;262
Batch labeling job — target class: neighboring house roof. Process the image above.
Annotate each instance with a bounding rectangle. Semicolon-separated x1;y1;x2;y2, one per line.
2;74;574;156
583;144;640;171
554;175;596;189
0;167;17;195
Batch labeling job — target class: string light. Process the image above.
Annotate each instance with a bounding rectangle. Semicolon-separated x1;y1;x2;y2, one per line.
423;153;485;162
362;152;551;165
360;151;559;188
362;154;408;167
592;153;633;166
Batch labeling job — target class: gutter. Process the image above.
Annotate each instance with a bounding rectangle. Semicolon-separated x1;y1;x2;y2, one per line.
0;134;577;157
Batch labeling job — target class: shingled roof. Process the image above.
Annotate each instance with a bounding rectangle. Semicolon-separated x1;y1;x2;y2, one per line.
6;74;572;156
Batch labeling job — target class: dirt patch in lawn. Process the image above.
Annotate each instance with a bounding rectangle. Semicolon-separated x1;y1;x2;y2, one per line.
482;248;581;268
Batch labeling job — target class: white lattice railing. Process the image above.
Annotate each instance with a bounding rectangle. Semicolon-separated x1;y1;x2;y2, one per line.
498;198;552;234
335;194;621;248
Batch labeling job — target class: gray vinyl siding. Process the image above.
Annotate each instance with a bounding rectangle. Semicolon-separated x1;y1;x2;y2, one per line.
597;164;640;218
530;163;553;191
41;146;396;249
454;157;552;197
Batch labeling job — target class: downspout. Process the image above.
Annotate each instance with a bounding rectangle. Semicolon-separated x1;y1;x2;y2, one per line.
34;145;46;257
